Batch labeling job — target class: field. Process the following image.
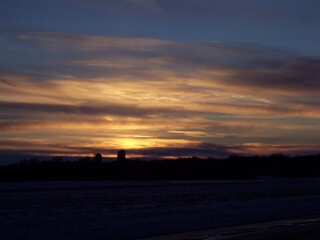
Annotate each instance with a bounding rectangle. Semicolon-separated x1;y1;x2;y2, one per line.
1;179;320;240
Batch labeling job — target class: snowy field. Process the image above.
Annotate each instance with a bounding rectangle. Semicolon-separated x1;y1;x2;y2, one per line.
1;179;320;240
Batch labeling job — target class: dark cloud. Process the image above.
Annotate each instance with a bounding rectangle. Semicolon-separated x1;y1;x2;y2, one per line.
128;144;231;159
0;101;203;119
0;78;16;87
226;58;320;94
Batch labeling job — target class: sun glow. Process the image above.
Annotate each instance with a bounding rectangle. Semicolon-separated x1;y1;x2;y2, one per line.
106;138;199;150
115;138;151;149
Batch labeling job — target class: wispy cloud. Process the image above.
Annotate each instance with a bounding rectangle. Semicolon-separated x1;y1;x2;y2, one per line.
0;30;320;161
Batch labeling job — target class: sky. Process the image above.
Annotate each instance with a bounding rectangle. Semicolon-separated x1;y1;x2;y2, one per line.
0;0;320;163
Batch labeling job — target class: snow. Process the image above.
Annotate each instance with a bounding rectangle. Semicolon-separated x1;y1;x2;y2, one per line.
1;179;320;240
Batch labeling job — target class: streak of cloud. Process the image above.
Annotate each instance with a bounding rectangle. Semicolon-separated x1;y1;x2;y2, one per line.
0;30;319;162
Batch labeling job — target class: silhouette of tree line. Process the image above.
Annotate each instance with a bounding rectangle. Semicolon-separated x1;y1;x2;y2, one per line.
0;152;320;181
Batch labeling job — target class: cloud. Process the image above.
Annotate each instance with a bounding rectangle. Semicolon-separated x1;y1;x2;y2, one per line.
2;32;320;111
1;30;320;162
230;142;320;156
0;100;205;120
224;58;320;95
11;31;320;98
128;144;231;159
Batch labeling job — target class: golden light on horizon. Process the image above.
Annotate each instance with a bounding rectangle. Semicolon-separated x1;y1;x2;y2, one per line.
99;137;200;150
114;138;151;149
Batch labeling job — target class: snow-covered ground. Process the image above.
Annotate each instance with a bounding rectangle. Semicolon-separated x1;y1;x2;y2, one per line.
138;216;320;240
1;179;320;240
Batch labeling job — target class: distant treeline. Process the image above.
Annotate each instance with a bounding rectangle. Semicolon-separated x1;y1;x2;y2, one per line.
1;154;320;181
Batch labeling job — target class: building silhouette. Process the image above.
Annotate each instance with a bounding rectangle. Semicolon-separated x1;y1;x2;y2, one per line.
94;153;103;163
117;150;126;161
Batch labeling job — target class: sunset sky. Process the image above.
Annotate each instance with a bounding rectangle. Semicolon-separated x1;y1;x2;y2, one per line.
1;0;320;163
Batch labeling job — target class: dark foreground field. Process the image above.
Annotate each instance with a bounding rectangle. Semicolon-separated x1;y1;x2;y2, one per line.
138;216;320;240
1;179;320;240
